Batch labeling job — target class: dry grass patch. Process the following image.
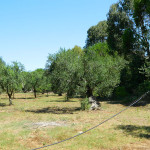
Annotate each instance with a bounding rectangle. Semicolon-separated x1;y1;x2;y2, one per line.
0;93;150;150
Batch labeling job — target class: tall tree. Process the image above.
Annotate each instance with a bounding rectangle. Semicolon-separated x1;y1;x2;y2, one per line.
133;0;150;56
107;2;134;55
106;0;148;95
86;20;108;47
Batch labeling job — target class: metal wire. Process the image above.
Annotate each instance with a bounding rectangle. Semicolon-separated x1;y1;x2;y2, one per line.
32;91;149;150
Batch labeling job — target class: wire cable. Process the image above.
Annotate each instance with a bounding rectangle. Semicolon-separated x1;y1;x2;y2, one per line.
32;91;149;150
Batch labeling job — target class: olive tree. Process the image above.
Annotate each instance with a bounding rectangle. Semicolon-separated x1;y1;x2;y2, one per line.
46;48;82;100
0;58;6;97
21;71;32;93
46;45;126;109
0;61;24;105
82;50;126;97
30;69;44;98
77;49;126;110
38;73;51;96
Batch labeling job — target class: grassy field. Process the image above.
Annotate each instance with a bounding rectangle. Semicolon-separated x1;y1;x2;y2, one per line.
0;93;150;150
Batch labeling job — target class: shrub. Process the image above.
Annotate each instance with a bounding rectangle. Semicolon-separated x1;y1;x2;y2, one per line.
80;98;90;110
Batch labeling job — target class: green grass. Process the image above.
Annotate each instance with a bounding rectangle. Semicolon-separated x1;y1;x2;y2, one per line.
0;93;150;150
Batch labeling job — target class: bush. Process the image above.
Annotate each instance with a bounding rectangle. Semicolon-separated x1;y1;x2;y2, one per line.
80;98;90;110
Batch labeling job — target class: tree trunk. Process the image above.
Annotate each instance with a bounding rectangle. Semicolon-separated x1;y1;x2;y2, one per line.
58;93;62;96
89;96;100;110
13;92;15;99
86;86;100;110
146;41;150;57
8;94;13;105
86;85;93;98
65;93;69;101
34;91;37;98
9;97;13;105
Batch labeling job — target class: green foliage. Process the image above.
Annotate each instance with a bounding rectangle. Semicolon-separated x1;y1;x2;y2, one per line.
38;74;51;94
120;52;145;93
46;47;83;99
46;44;126;100
80;98;90;110
107;2;134;55
72;45;83;54
30;68;44;98
133;0;150;55
0;58;6;93
0;62;24;93
83;49;126;97
0;57;5;68
0;61;24;105
86;20;108;47
21;71;32;93
136;80;150;96
85;42;110;56
138;61;150;95
122;28;135;55
114;86;129;98
140;61;150;79
103;0;150;96
118;0;150;56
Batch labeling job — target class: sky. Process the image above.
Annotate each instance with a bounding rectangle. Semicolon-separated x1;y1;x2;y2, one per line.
0;0;118;71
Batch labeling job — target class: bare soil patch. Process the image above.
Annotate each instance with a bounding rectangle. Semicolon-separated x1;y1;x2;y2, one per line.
29;121;67;129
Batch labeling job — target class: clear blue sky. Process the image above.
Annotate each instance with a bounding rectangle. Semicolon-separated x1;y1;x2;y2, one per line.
0;0;118;71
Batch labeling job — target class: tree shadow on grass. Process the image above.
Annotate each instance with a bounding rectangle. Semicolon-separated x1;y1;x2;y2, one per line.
14;97;34;100
46;100;77;103
0;98;8;100
108;100;150;107
116;125;150;139
108;93;150;106
26;106;81;114
0;103;7;107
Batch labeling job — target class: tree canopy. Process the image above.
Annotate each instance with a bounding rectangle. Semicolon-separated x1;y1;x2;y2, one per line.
86;20;108;47
46;44;126;105
0;61;24;105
